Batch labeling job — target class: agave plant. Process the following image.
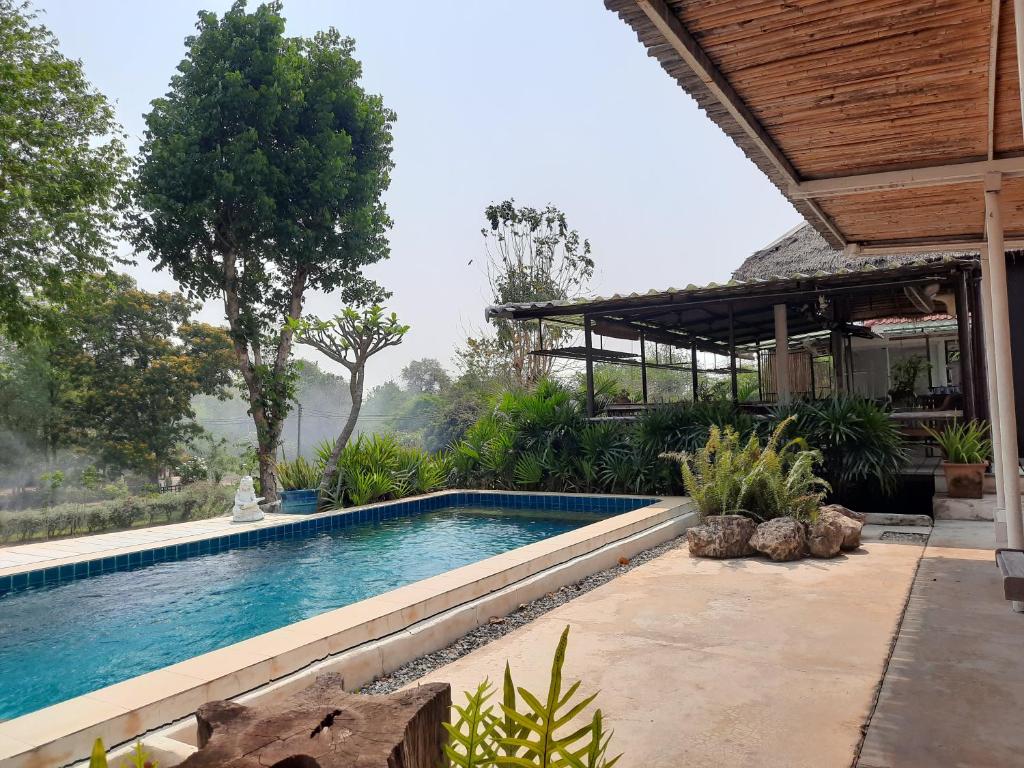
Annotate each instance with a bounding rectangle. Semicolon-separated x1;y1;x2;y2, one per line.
444;626;620;768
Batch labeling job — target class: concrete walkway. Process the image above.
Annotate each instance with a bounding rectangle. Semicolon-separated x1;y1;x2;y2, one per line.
0;512;303;575
858;521;1024;768
409;525;926;768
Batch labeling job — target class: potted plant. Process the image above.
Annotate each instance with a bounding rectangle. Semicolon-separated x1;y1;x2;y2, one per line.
888;355;931;408
276;456;321;513
925;420;991;499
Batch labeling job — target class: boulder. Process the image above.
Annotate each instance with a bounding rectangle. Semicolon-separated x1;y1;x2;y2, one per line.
820;507;863;551
750;517;807;561
686;514;756;558
820;503;866;524
807;512;844;558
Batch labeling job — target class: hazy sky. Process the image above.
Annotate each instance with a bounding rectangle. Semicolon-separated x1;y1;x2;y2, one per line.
38;0;801;386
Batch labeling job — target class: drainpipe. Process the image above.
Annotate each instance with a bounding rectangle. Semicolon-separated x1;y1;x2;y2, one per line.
774;304;790;403
983;173;1023;558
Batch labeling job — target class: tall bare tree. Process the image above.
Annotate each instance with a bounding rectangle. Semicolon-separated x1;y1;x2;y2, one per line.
482;200;595;387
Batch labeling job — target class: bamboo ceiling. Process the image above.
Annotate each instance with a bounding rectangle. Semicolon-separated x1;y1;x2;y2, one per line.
606;0;1024;251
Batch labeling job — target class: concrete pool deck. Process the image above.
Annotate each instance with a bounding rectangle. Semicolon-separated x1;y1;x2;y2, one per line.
408;524;929;768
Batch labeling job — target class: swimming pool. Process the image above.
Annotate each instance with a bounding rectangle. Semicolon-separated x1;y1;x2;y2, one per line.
0;492;652;719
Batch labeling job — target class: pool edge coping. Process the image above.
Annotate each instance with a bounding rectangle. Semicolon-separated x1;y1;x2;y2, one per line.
0;492;692;767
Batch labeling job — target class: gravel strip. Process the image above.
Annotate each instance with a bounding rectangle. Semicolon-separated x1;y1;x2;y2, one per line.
360;534;687;695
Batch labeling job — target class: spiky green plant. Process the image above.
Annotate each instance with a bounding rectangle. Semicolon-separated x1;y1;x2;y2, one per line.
88;739;157;768
276;456;322;490
444;626;620;768
663;416;828;522
924;420;991;464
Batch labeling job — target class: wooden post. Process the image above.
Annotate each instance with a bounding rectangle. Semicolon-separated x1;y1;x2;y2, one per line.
971;268;990;422
831;330;845;393
639;330;649;404
954;269;977;420
584;315;595;418
755;339;763;401
773;303;790;403
728;303;738;403
984;174;1023;554
809;352;817;400
690;340;699;402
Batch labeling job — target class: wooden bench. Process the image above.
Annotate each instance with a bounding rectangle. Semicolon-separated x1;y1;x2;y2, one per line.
995;548;1024;601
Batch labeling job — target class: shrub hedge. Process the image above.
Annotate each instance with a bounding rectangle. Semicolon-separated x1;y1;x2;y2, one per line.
0;482;233;543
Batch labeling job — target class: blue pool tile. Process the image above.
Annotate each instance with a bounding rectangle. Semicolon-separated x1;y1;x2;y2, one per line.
58;564;74;581
101;557;115;573
128;552;141;567
12;572;28;590
141;549;153;565
29;569;44;586
44;567;60;584
115;555;129;570
0;575;11;594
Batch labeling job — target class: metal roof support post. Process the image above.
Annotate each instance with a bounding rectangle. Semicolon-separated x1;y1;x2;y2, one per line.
639;331;649;404
983;173;1023;561
728;303;738;404
980;244;1007;542
690;341;699;402
755;340;763;401
583;315;596;418
774;304;790;404
954;270;977;421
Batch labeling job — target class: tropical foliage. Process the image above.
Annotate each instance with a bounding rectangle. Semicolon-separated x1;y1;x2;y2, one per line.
444;626;619;768
925;420;991;464
316;433;452;508
88;738;155;768
772;395;909;497
276;456;322;491
662;417;829;522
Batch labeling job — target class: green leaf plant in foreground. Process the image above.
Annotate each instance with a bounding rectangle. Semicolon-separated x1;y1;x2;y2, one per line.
88;739;157;768
443;626;620;768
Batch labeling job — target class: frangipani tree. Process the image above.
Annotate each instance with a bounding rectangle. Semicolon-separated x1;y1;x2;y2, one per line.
295;305;408;495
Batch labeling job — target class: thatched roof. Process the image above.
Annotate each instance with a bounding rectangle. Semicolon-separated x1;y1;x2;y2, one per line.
732;224;979;282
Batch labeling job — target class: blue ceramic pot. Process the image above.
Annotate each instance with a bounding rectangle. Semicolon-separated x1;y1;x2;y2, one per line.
279;488;319;514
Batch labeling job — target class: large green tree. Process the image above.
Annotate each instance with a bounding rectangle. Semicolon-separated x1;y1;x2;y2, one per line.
132;1;395;500
0;0;127;338
0;273;236;480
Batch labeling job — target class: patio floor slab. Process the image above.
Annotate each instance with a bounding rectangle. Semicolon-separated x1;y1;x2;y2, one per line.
406;525;925;768
858;520;1024;768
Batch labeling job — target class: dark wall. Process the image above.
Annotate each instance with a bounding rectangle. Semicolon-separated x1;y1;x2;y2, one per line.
1007;254;1024;458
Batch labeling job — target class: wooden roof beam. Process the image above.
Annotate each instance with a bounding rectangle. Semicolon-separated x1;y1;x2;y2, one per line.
988;0;1000;161
633;0;846;246
790;157;1024;200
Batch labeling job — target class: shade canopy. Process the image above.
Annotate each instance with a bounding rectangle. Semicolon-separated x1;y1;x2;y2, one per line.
487;258;976;351
606;0;1024;253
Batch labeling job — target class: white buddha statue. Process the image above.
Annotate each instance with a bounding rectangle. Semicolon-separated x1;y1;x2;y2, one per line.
232;475;265;522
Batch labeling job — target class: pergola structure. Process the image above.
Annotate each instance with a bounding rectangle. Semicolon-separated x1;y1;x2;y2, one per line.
605;0;1024;555
487;257;985;417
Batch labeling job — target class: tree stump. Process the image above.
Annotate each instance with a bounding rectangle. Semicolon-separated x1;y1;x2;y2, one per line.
179;674;450;768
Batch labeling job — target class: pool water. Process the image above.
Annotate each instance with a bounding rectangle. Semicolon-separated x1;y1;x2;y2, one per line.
0;505;609;719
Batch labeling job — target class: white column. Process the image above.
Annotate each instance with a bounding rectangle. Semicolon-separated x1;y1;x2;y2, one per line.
980;245;1007;543
774;304;790;403
983;174;1023;551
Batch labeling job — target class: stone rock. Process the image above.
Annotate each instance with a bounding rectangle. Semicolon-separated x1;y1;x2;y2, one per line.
750;517;807;561
686;514;756;558
820;507;863;551
807;512;844;558
820;503;866;524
